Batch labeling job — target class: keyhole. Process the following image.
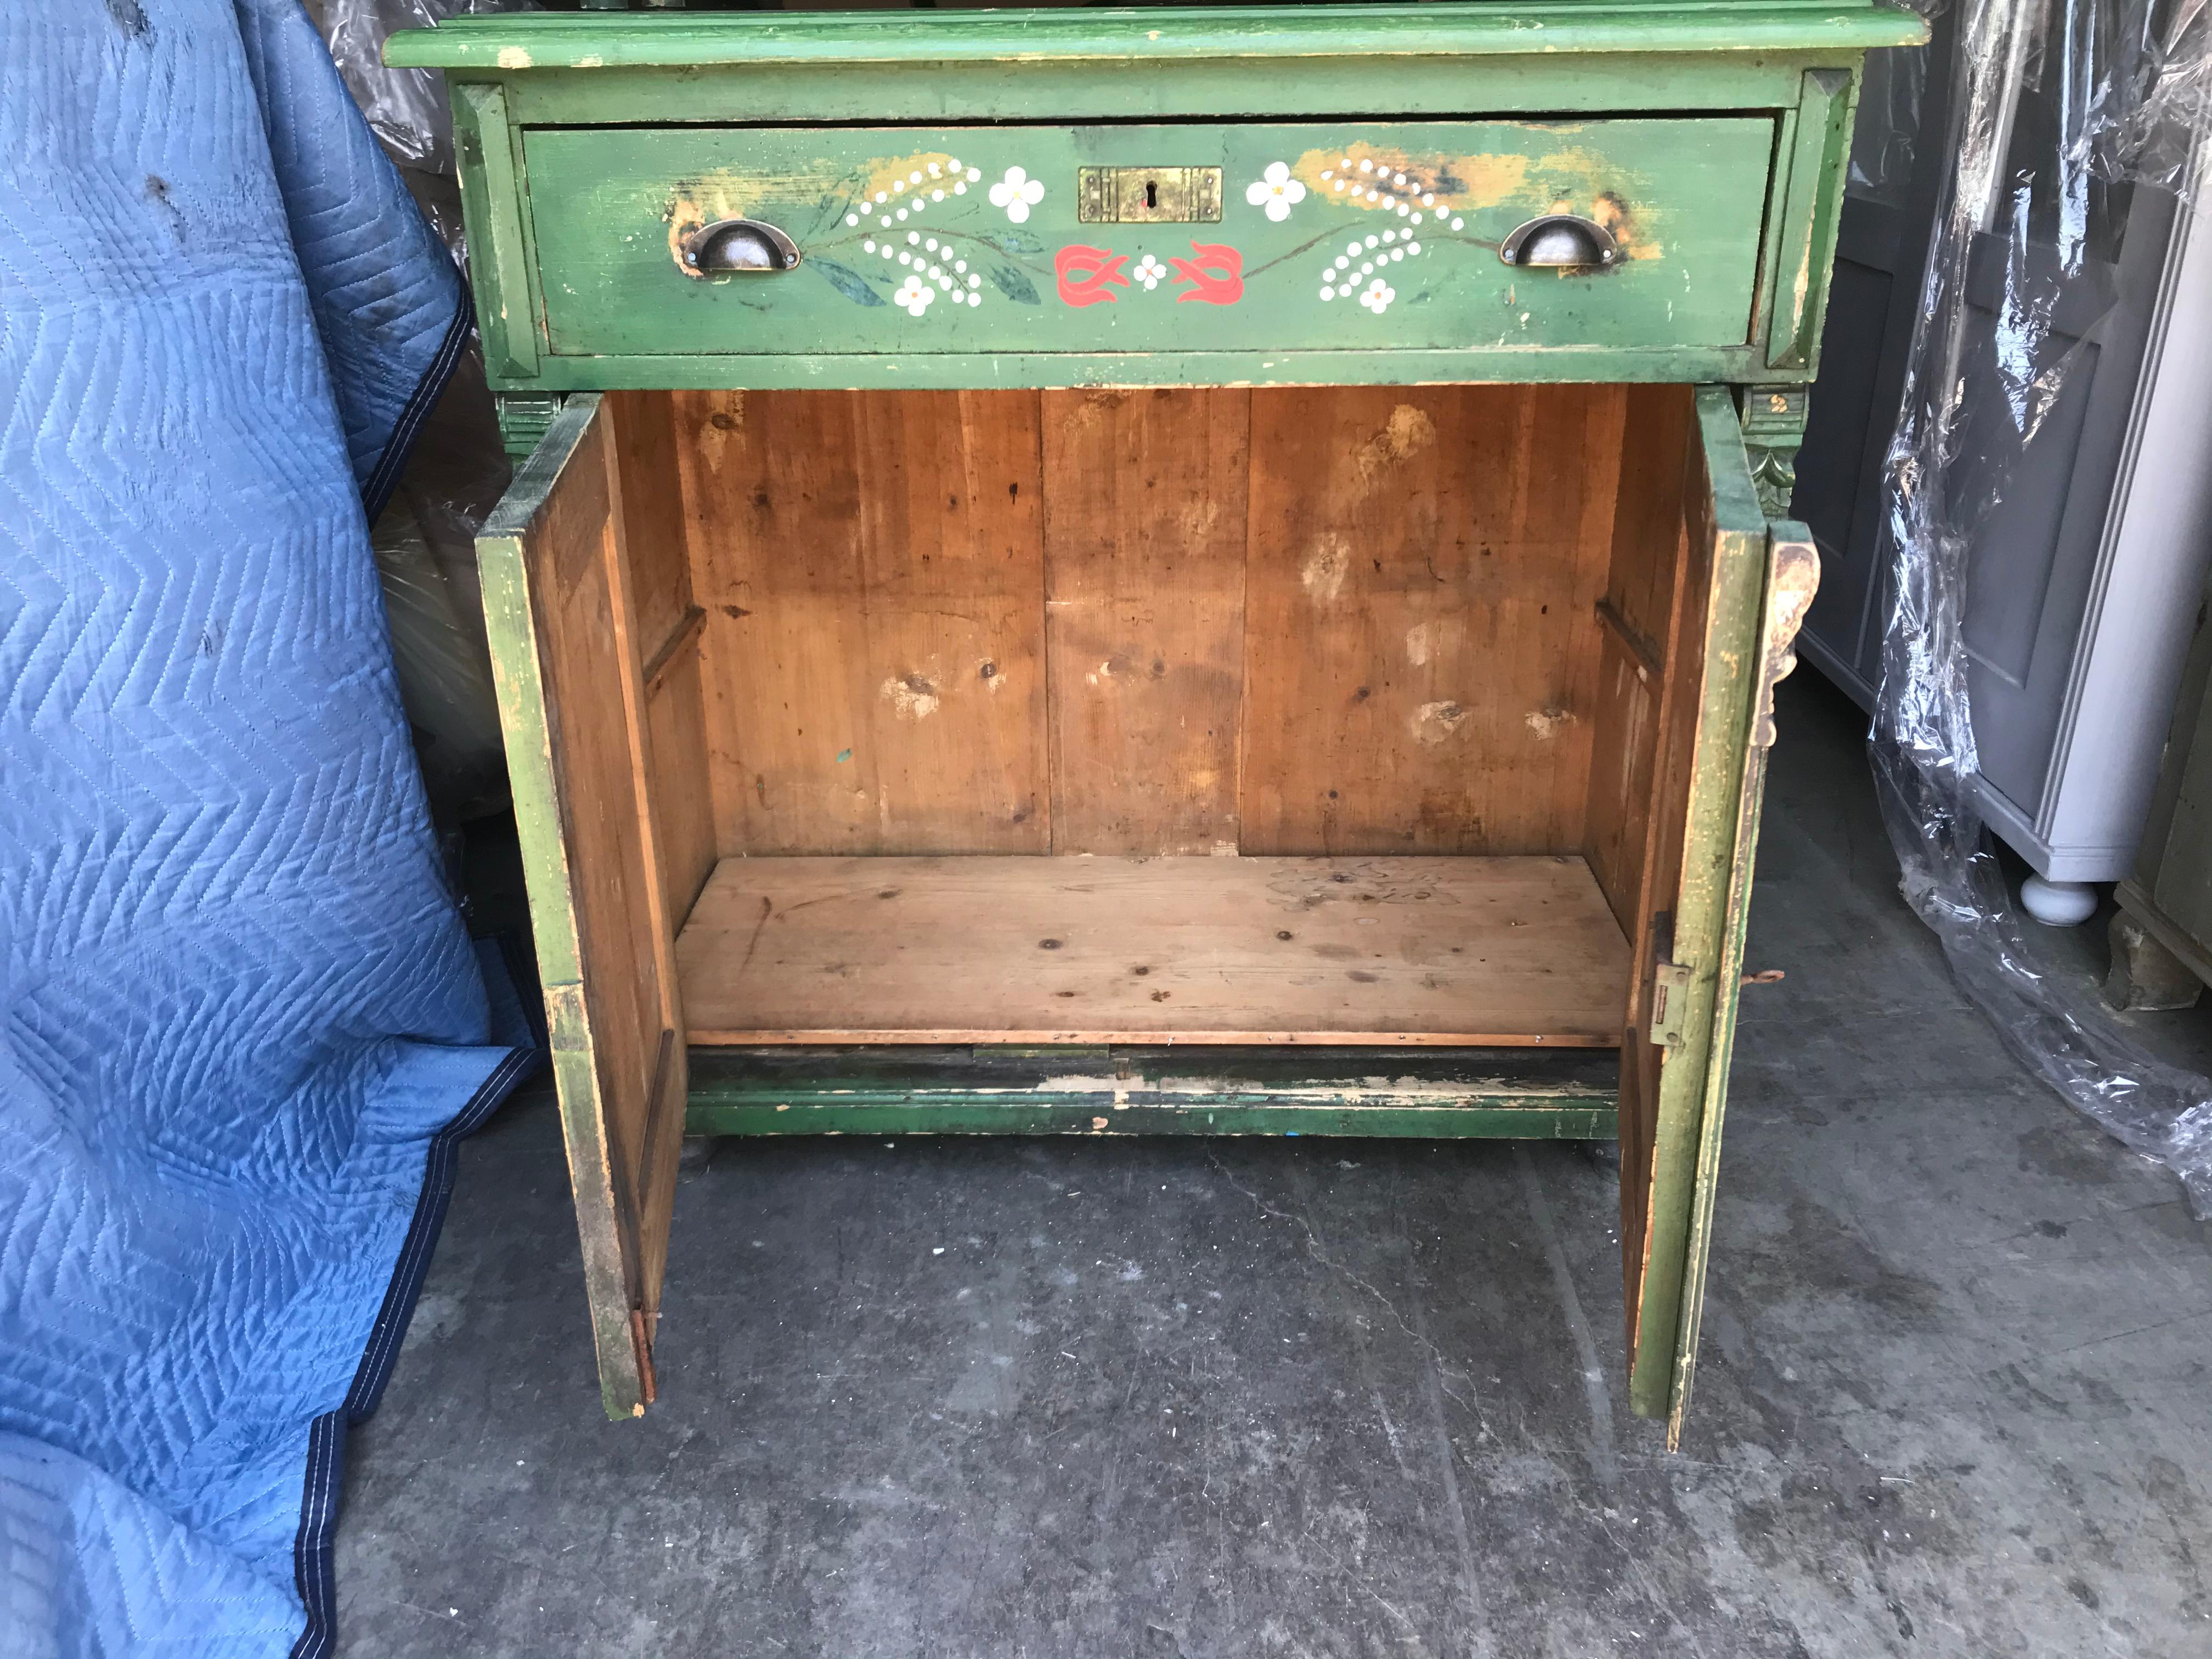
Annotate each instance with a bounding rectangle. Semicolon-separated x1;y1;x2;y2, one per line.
1144;179;1158;210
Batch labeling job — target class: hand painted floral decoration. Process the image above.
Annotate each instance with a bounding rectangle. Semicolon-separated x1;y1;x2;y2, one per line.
865;230;986;313
1132;254;1167;290
988;166;1046;223
1167;242;1244;306
1358;277;1397;314
1316;156;1464;233
846;159;984;229
893;273;937;316
1319;227;1422;302
1055;244;1130;306
1245;161;1307;221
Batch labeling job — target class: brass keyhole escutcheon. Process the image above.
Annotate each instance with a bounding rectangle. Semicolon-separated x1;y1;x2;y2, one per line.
1076;166;1224;224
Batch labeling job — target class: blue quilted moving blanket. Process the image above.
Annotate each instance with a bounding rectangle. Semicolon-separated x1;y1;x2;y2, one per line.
1;4;530;1654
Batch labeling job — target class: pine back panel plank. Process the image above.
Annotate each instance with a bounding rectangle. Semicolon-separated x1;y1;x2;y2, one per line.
676;854;1629;1045
1042;388;1252;854
1238;385;1624;855
673;386;1627;863
675;388;1049;856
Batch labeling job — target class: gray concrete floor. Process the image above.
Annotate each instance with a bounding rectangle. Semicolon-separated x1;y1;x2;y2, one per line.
337;675;2212;1657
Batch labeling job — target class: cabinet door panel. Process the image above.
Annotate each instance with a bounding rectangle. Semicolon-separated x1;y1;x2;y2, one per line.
1623;389;1813;1440
481;394;688;1420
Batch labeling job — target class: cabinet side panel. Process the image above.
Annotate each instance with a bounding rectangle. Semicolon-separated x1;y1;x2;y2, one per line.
1240;385;1622;855
1043;388;1252;855
676;388;1049;855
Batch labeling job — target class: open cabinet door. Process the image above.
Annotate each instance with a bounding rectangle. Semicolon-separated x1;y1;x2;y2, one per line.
1619;388;1820;1441
480;394;689;1419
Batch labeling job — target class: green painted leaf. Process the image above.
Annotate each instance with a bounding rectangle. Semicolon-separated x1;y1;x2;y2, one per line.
990;264;1041;306
812;257;886;307
974;229;1046;257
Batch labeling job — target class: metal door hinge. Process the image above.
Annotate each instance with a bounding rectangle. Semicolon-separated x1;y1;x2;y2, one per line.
1649;962;1694;1048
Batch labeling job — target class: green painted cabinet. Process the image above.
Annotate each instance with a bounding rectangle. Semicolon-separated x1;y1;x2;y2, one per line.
394;0;1923;1435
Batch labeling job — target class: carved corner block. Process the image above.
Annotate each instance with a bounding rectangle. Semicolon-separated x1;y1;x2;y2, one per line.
1740;386;1809;522
496;392;568;459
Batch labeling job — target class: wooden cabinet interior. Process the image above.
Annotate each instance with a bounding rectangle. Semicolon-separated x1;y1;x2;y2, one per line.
486;380;1767;1425
624;389;1692;847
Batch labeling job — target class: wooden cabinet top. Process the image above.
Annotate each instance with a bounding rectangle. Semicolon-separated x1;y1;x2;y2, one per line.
388;2;1927;72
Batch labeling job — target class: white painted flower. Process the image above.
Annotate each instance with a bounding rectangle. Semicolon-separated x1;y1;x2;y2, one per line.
988;166;1045;223
1133;254;1167;291
1245;161;1307;221
894;274;936;317
1358;278;1396;314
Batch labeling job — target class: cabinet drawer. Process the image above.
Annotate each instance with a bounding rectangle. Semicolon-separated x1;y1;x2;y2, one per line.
523;120;1773;365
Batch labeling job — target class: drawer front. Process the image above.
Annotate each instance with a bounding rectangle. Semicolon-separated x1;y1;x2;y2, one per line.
523;120;1773;363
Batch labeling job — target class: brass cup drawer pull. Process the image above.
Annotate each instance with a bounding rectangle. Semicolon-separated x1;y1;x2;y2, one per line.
682;217;803;275
1498;213;1620;269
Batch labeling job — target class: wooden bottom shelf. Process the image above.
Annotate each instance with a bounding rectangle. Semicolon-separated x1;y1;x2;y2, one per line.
675;855;1630;1047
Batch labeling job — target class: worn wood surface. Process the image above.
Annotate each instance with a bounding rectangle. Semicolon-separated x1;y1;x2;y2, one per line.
1043;388;1251;854
1618;388;1770;1428
404;4;1922;405
478;395;679;1421
672;385;1635;862
610;391;717;921
524;120;1774;365
1239;385;1624;854
1663;517;1821;1443
1582;387;1703;1374
390;4;1929;72
676;854;1630;1045
1584;381;1695;943
592;407;690;1350
1765;70;1858;369
687;1043;1620;1138
675;388;1051;856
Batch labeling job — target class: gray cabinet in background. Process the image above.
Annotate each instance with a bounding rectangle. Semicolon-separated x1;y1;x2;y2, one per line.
1794;33;2212;895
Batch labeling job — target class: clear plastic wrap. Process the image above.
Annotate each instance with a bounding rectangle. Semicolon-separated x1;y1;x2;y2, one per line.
371;348;515;827
304;0;538;177
1871;0;2212;1211
309;0;537;825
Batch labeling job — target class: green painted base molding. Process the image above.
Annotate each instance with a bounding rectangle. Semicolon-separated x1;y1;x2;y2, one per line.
686;1046;1620;1139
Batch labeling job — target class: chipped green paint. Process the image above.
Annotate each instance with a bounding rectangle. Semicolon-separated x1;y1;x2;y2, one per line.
522;119;1772;366
687;1046;1620;1139
386;4;1929;72
479;394;646;1421
392;2;1923;396
1765;69;1858;368
1663;517;1821;1442
1623;388;1774;1426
